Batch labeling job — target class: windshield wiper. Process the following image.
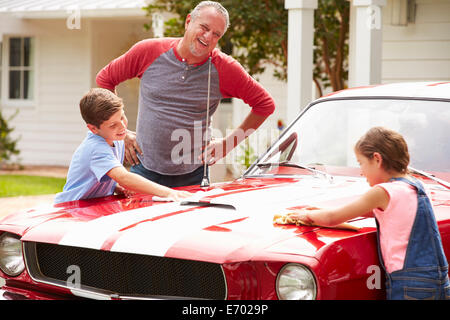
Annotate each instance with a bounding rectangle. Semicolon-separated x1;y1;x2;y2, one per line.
408;166;450;189
256;161;334;183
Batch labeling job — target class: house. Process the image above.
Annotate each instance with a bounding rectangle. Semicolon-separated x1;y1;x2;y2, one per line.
0;0;152;163
283;0;450;121
0;0;449;181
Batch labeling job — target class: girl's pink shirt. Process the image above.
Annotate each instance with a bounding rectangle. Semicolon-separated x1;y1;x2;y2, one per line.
373;180;418;273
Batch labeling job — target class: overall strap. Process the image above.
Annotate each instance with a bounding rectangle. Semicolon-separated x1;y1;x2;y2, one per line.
374;218;387;272
389;177;448;272
389;176;426;196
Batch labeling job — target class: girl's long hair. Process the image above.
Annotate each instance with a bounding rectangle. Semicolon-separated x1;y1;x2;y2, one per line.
355;126;410;174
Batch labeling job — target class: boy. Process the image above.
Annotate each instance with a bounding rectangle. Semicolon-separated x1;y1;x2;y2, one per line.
54;88;191;204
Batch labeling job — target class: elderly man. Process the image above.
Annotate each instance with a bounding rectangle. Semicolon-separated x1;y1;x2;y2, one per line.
96;1;275;187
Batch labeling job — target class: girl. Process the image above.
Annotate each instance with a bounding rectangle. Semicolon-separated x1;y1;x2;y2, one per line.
290;126;450;300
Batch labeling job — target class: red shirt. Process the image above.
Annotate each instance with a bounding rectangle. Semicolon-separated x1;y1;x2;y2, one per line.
96;38;275;175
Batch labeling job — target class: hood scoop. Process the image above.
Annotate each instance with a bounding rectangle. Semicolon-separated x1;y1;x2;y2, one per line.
181;202;236;210
180;188;237;210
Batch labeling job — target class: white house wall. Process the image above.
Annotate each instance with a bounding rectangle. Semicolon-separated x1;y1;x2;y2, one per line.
90;18;151;133
382;0;450;82
1;17;151;166
1;18;91;166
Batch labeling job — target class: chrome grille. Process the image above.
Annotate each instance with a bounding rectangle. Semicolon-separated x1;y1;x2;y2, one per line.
23;242;227;299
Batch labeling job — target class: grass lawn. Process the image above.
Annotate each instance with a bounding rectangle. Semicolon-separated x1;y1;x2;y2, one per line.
0;175;66;197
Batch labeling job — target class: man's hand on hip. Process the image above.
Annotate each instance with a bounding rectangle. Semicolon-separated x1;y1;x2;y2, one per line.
124;130;142;166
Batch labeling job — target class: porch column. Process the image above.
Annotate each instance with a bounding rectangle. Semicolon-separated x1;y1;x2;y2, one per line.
348;0;387;87
284;0;318;123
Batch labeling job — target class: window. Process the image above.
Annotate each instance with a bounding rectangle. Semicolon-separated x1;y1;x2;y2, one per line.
7;37;34;101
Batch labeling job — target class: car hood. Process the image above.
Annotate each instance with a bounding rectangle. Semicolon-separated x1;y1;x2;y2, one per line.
0;176;379;263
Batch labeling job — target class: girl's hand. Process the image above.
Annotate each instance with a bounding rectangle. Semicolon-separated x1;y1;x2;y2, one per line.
287;206;320;226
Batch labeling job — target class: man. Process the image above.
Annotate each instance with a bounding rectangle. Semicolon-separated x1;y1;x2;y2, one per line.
96;1;275;187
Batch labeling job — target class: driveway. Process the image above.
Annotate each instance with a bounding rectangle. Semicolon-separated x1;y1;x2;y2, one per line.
0;165;66;220
0;166;66;289
0;194;56;220
0;165;235;220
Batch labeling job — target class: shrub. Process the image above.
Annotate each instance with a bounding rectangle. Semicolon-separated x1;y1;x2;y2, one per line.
0;109;20;168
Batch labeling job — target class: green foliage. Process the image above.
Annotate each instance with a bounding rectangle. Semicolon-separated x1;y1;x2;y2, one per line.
143;0;348;94
0;109;20;166
0;175;66;197
144;0;287;80
236;139;257;169
313;0;349;94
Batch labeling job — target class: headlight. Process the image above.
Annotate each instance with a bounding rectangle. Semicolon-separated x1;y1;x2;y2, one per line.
0;233;25;277
276;263;317;300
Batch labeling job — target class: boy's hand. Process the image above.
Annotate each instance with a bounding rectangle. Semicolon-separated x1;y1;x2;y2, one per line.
114;184;135;197
167;190;193;202
124;130;142;166
114;185;126;196
123;189;136;197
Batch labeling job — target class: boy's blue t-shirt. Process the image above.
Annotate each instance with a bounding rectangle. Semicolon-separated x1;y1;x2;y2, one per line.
54;131;125;204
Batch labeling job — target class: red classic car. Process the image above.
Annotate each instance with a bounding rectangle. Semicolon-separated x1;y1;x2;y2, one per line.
0;82;449;300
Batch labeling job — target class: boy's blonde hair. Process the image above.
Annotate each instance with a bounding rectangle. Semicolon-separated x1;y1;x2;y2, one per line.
355;126;410;174
79;88;123;128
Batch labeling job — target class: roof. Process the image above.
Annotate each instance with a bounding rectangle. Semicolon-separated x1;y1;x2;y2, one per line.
0;0;150;18
321;82;450;101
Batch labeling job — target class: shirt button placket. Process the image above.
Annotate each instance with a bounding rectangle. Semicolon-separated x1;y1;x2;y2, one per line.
181;59;187;81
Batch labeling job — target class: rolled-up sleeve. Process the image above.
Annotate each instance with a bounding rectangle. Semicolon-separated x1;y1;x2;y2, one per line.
96;39;171;92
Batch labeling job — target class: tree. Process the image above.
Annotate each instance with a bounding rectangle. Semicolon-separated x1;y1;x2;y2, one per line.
143;0;349;95
144;0;287;80
313;0;349;96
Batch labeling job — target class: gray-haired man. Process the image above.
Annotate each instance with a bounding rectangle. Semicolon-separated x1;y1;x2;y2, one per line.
96;1;275;187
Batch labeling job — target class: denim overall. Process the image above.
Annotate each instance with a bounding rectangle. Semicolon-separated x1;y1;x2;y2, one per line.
375;177;450;300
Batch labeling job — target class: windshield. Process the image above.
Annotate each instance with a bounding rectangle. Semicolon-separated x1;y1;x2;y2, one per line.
246;98;450;178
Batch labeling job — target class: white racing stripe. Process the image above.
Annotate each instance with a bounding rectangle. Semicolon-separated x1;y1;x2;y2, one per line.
208;178;369;210
57;177;370;256
109;178;370;257
109;205;246;256
58;202;186;249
